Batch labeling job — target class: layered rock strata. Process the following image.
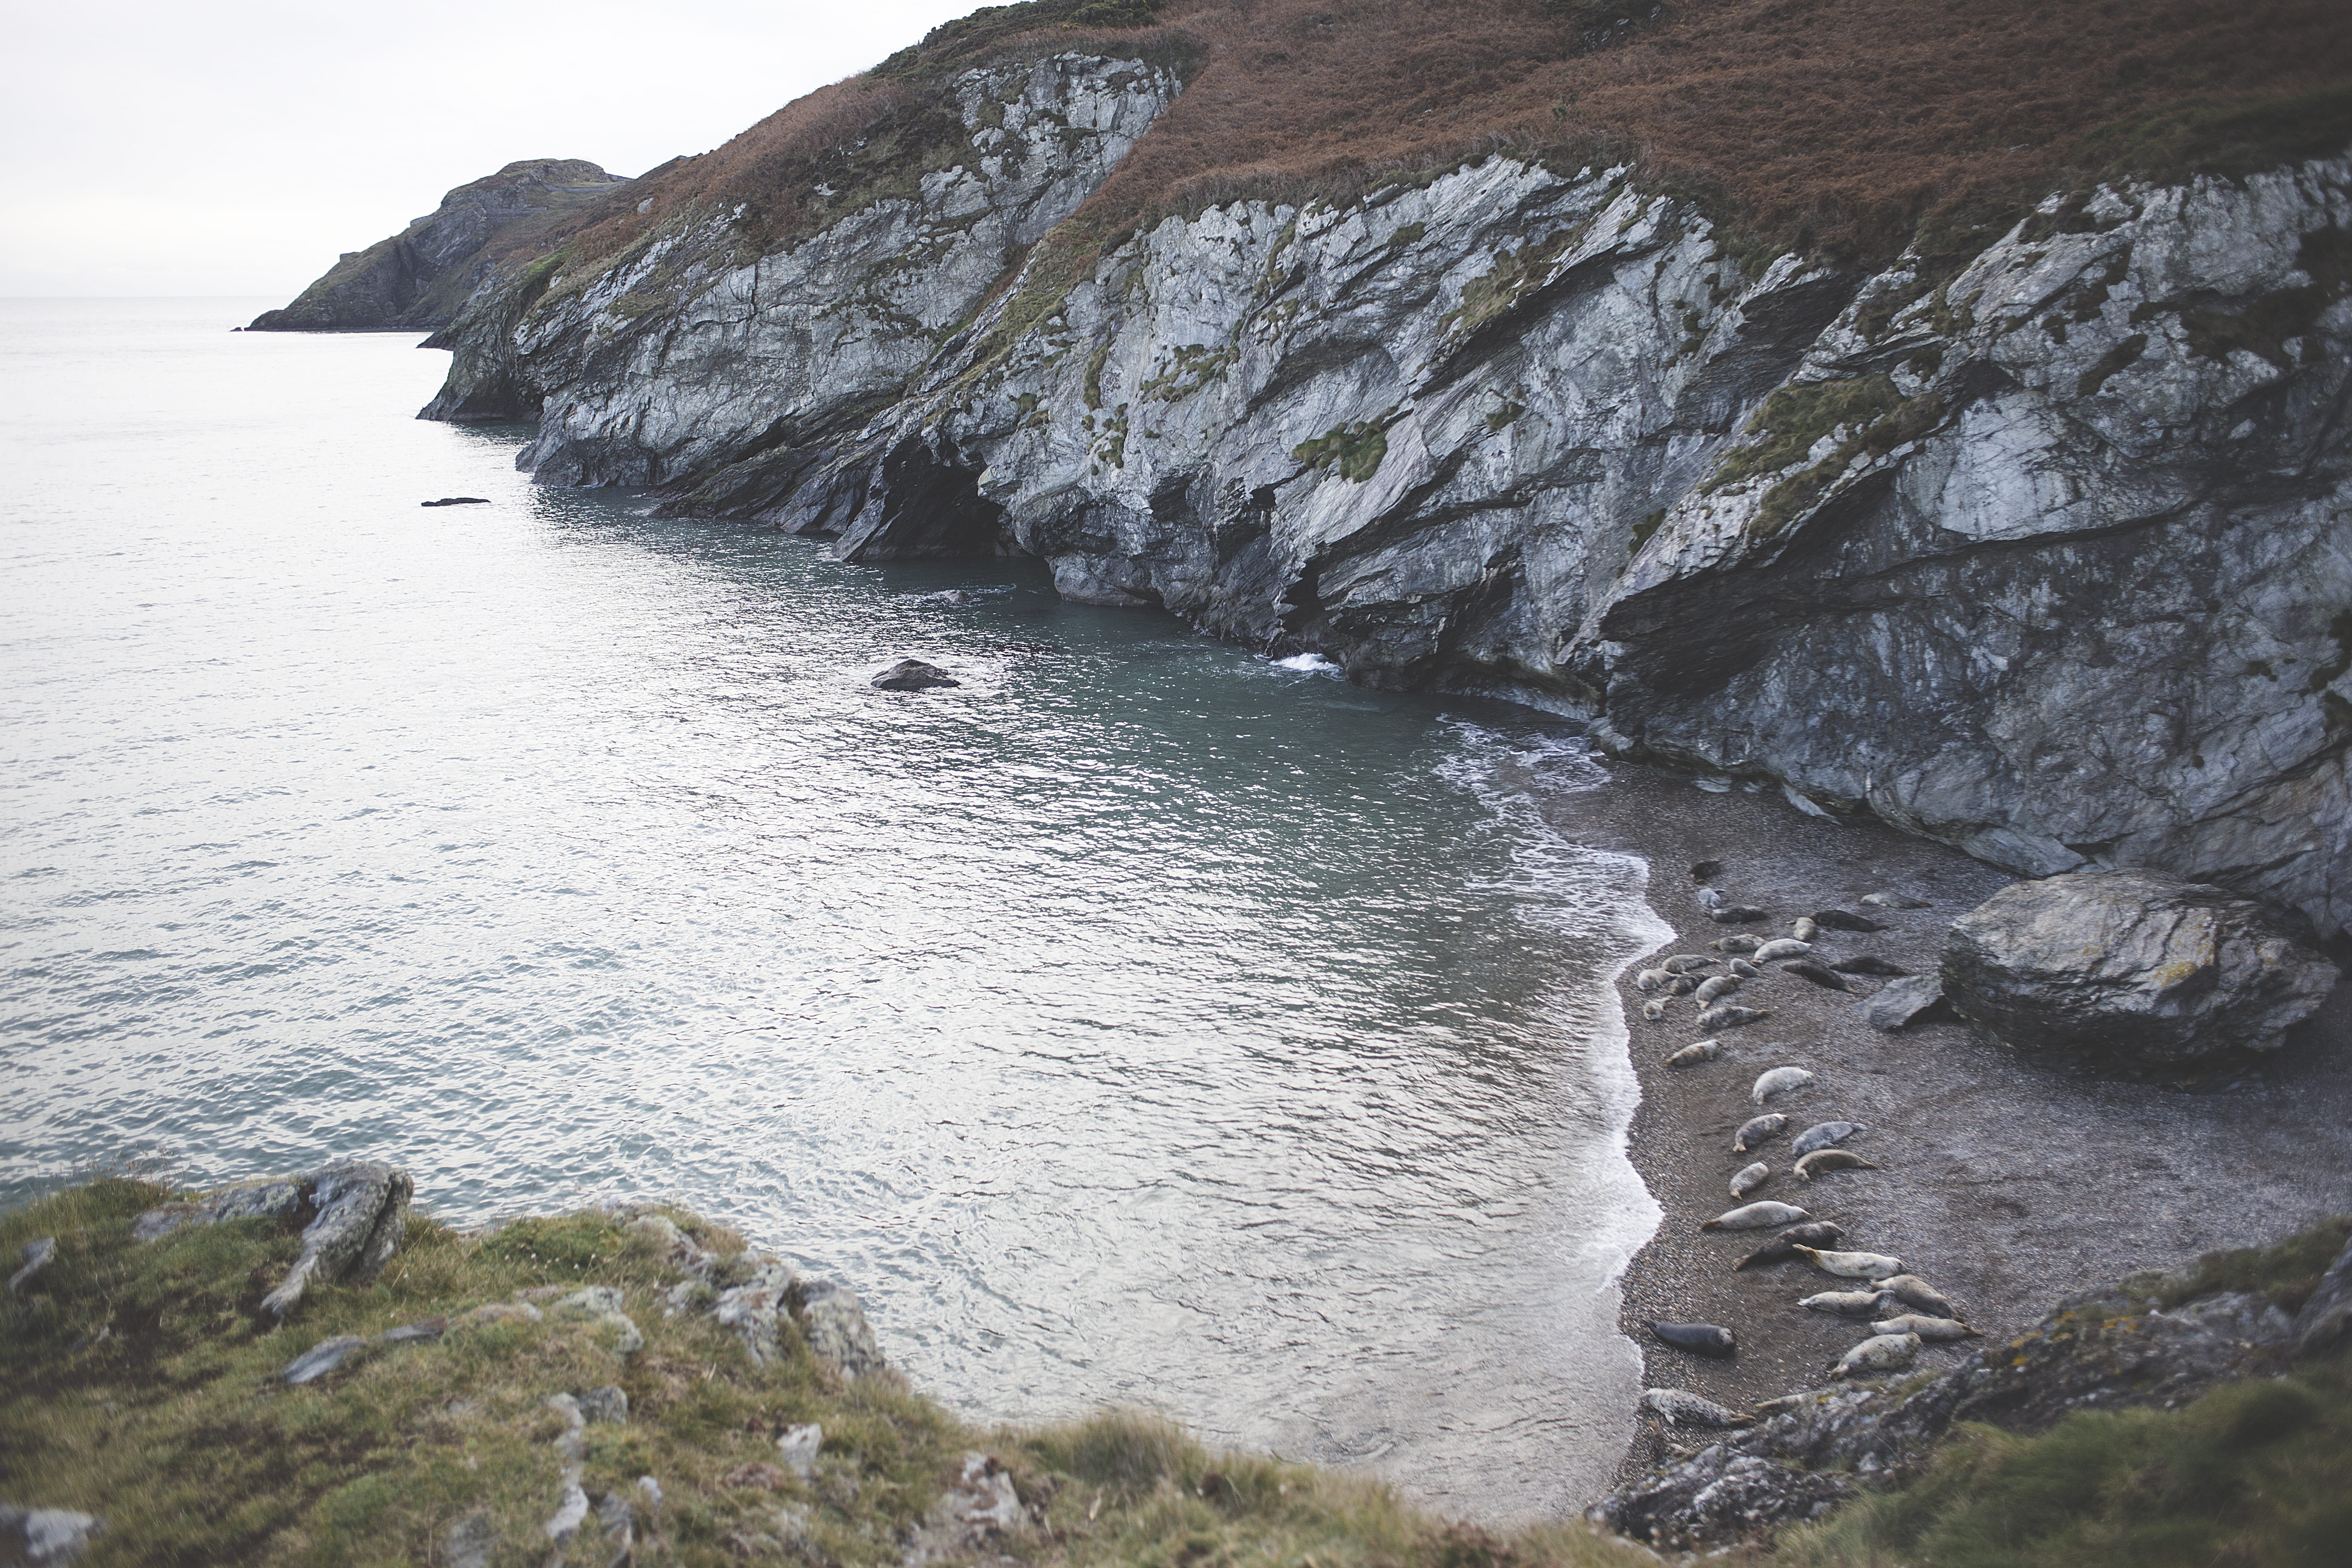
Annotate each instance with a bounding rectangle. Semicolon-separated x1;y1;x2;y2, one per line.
419;50;2352;938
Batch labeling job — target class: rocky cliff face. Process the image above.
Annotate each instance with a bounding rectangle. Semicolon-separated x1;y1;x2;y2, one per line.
248;159;631;333
418;52;2350;939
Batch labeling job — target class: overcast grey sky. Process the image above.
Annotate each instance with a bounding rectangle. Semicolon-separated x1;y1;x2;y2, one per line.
0;0;983;297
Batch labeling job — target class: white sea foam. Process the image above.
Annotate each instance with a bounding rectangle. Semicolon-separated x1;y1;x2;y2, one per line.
1271;651;1341;672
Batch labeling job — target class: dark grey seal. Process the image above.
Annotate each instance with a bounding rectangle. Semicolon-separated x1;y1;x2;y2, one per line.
1833;954;1911;976
1650;1321;1736;1358
1790;1121;1865;1157
1730;1221;1847;1271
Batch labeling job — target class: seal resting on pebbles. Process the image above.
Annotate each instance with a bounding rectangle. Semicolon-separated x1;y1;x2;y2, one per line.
1635;968;1670;992
1640;1388;1754;1428
1642;998;1668;1022
1832;954;1910;976
1751;1066;1813;1103
1710;905;1769;924
1794;1148;1880;1181
1790;1121;1864;1156
1801;1289;1892;1318
1701;1200;1811;1231
1731;1222;1845;1269
1753;938;1812;962
1872;1312;1981;1341
1712;934;1764;954
1729;1162;1770;1197
1693;974;1742;1003
1782;959;1853;992
1832;1331;1921;1378
1698;1003;1770;1029
1812;909;1886;931
1728;958;1764;978
1862;892;1931;909
1790;917;1819;942
1795;1245;1905;1280
1663;955;1712;974
1879;1275;1959;1318
1732;1113;1786;1152
1663;1039;1722;1068
1650;1321;1736;1358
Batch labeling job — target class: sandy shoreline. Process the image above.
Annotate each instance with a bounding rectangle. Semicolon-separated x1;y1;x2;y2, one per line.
1516;749;2352;1492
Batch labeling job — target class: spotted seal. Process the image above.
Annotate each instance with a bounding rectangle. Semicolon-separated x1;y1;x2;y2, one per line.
1693;974;1743;1003
1753;938;1812;962
1732;1112;1786;1153
1790;916;1819;943
1635;968;1670;992
1650;1321;1736;1358
1711;934;1763;954
1879;1275;1959;1318
1729;1162;1770;1198
1794;1148;1880;1182
1663;954;1712;974
1872;1313;1981;1341
1642;998;1668;1022
1801;1289;1891;1318
1728;957;1763;978
1698;1003;1771;1029
1750;1066;1813;1103
1640;1388;1754;1428
1700;1200;1811;1231
1666;975;1700;995
1795;1245;1905;1280
1710;905;1769;924
1663;1038;1721;1068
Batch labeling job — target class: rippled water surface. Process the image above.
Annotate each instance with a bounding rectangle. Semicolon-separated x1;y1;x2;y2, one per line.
0;298;1666;1519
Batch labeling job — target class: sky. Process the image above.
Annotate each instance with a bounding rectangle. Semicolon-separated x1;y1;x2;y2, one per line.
0;0;986;298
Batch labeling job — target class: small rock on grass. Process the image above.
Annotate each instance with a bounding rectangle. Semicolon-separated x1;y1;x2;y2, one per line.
579;1384;629;1424
9;1238;55;1295
0;1506;103;1565
283;1335;367;1385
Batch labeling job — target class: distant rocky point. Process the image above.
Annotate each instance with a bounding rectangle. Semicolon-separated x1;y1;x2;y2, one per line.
246;159;633;334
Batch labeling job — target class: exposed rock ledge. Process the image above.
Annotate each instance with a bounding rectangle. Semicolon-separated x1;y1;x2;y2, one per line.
417;49;2351;940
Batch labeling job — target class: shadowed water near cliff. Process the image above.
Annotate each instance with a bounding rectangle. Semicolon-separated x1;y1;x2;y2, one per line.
0;299;1667;1519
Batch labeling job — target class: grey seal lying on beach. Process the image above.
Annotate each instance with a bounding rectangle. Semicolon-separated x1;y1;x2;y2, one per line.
1832;1331;1920;1378
1879;1275;1959;1318
1698;1003;1770;1029
1790;1121;1864;1156
1732;1112;1786;1152
1640;1388;1754;1427
1710;905;1770;924
1782;959;1853;992
1711;934;1764;953
1790;916;1819;942
1795;1245;1905;1279
1730;1162;1770;1197
1794;1148;1880;1181
1753;938;1812;962
1642;998;1668;1021
1663;1038;1722;1068
1831;954;1910;976
1635;968;1670;992
1731;1222;1846;1269
1872;1313;1981;1341
1751;1066;1813;1103
1801;1289;1892;1318
1693;974;1742;1003
1701;1200;1812;1231
1861;891;1931;908
1663;955;1713;973
1650;1321;1737;1358
1728;958;1764;978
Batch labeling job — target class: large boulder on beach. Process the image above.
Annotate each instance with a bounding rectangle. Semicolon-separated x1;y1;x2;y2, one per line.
1940;870;2337;1066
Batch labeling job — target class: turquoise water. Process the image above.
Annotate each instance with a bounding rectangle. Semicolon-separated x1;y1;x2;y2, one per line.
0;298;1665;1519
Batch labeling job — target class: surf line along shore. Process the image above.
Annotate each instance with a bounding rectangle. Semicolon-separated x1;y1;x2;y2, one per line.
1517;747;2352;1487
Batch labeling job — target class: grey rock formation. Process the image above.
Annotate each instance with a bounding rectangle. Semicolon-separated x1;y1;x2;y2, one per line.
8;1237;55;1295
1592;1265;2309;1550
249;159;630;332
551;1285;644;1355
578;1384;629;1424
1861;974;1948;1032
282;1334;367;1385
871;658;961;690
1942;868;2339;1064
416;42;2351;940
260;1159;414;1317
612;1204;886;1378
0;1506;103;1566
2292;1233;2352;1354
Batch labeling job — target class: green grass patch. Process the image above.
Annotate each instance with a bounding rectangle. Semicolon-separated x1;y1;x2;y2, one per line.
2;1179;1669;1568
1292;416;1394;483
2153;1215;2352;1314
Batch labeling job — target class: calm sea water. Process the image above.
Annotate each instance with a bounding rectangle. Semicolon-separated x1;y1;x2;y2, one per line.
0;298;1667;1519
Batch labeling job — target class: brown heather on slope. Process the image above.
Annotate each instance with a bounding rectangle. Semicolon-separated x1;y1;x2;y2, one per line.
496;0;2352;297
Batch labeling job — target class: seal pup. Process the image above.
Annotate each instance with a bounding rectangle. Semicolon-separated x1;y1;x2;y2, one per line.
1663;955;1713;974
1728;958;1764;978
1753;938;1812;962
1698;1003;1770;1029
1693;886;1725;911
1731;1222;1846;1270
1782;959;1853;992
1732;1113;1786;1153
1700;1200;1812;1231
1879;1275;1959;1318
1635;968;1670;992
1751;1066;1813;1103
1861;892;1931;909
1642;998;1668;1022
1832;955;1910;976
1641;1388;1754;1428
1790;916;1820;942
1667;975;1700;995
1832;1332;1920;1378
1711;905;1769;924
1795;1148;1880;1181
1650;1321;1736;1358
1795;1245;1905;1280
1790;1121;1865;1157
1872;1313;1981;1341
1730;1162;1770;1198
1712;934;1763;954
1663;1039;1721;1068
1811;909;1885;932
1801;1289;1893;1318
1693;974;1742;1003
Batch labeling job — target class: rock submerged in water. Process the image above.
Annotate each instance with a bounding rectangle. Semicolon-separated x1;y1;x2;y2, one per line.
870;658;961;691
1941;869;2338;1066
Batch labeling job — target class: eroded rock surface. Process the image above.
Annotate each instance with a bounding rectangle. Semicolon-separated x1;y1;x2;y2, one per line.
129;1161;414;1317
1942;868;2339;1064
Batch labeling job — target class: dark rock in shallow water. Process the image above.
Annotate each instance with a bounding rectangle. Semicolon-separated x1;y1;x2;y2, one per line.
1941;869;2337;1065
421;496;491;507
871;659;961;691
1863;974;1949;1031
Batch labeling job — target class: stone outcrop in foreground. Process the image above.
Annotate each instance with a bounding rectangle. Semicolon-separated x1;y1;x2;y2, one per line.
248;159;631;333
418;52;2352;940
1942;868;2339;1065
1591;1224;2352;1552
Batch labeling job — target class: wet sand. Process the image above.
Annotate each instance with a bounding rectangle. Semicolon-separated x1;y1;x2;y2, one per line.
1519;753;2352;1487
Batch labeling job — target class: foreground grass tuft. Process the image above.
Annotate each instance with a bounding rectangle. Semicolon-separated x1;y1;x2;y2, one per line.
1;1180;1661;1567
